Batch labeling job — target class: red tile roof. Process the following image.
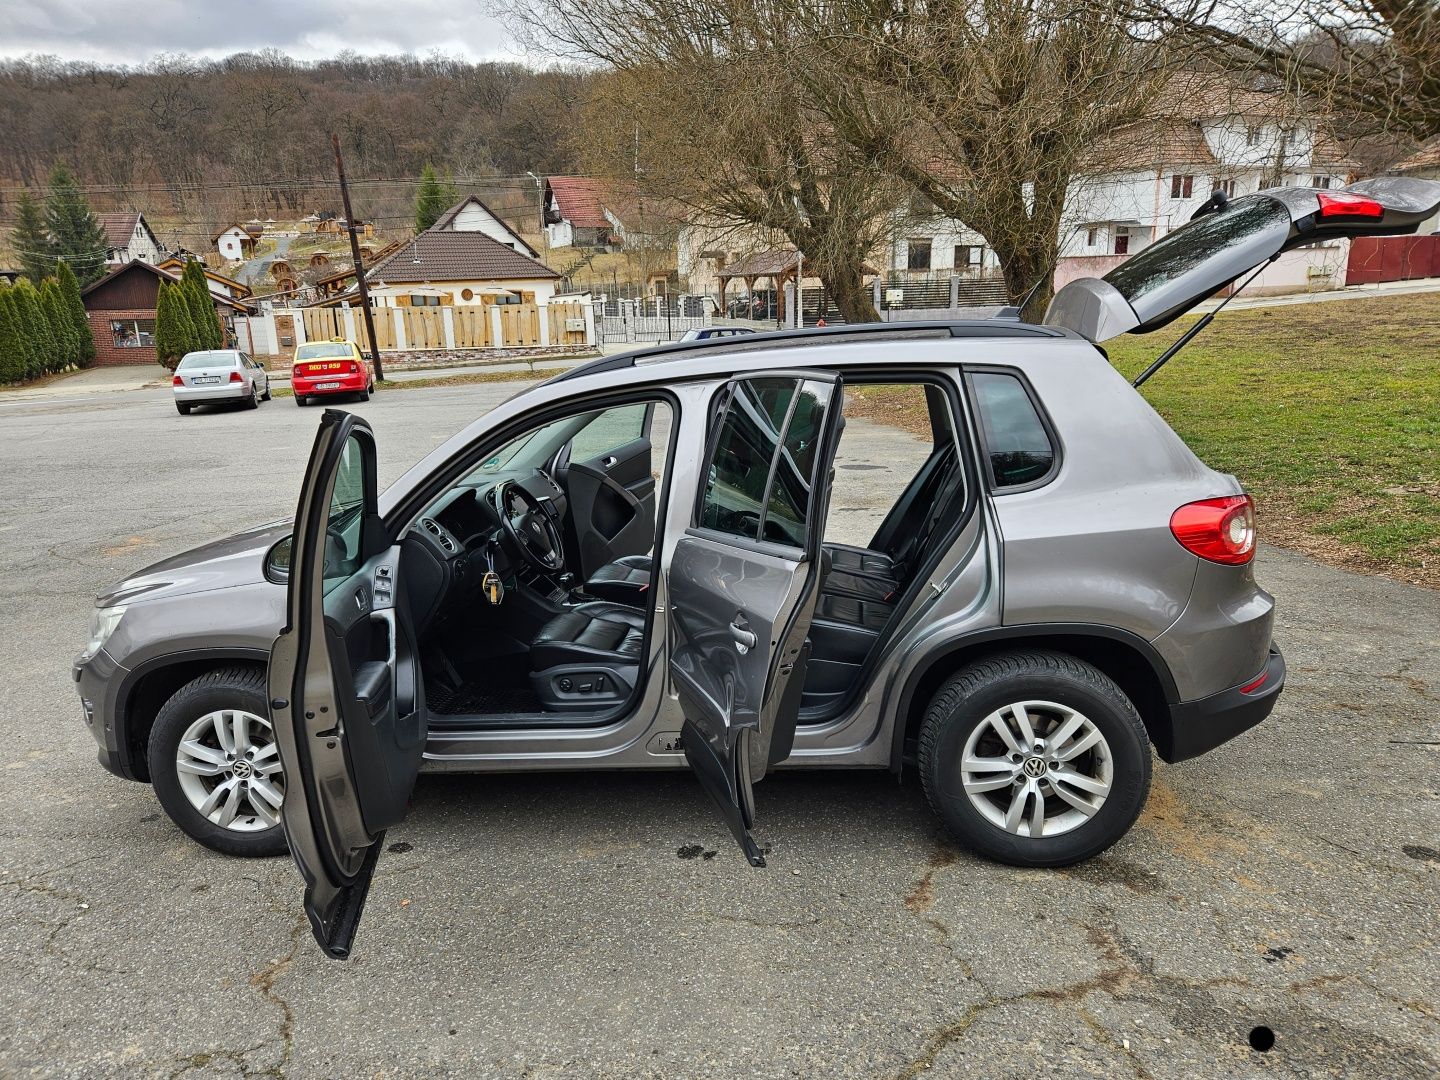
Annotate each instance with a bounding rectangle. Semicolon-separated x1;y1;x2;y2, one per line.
97;211;143;250
367;232;559;284
546;176;614;230
1393;137;1440;174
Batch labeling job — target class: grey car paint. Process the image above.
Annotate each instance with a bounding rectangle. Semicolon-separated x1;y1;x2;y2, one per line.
77;331;1263;791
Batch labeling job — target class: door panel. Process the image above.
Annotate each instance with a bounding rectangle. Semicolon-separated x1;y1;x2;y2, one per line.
567;432;655;579
668;374;844;864
268;410;423;959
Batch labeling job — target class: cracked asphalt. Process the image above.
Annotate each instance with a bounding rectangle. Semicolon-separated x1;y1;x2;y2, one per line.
0;380;1437;1078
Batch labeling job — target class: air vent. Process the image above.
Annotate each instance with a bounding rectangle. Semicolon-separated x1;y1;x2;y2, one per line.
420;518;457;553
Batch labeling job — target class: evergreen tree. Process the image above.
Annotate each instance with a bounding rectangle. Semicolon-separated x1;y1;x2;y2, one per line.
44;162;109;285
11;191;55;284
12;280;56;379
55;260;95;367
0;290;22;383
414;163;456;232
181;259;222;349
154;282;196;369
41;280;78;371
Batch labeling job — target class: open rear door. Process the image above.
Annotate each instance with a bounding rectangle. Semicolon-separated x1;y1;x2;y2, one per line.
1045;177;1440;342
268;410;425;959
668;373;844;865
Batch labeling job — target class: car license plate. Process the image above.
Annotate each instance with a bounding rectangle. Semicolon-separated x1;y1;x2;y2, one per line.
315;382;341;390
193;376;221;385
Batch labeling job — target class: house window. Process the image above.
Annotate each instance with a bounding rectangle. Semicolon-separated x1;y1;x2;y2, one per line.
1114;231;1130;256
110;318;155;348
1170;175;1195;199
1085;228;1097;247
906;238;933;272
1311;175;1331;189
1220;179;1238;198
955;244;982;268
1245;125;1260;147
408;294;442;306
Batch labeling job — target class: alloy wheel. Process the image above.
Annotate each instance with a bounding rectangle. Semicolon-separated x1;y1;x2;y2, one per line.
959;699;1113;839
175;708;285;832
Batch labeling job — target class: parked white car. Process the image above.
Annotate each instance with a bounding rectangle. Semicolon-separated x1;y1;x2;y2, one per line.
172;350;271;415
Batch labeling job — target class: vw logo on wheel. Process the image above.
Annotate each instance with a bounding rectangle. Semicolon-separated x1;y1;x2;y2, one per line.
1022;756;1048;778
231;759;253;779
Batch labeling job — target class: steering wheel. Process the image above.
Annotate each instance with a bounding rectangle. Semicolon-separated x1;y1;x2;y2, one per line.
498;480;566;572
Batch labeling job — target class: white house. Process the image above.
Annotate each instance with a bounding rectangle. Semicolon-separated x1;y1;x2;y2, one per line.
214;224;257;262
431;195;541;256
1392;138;1440;235
98;211;163;267
348;231;562;307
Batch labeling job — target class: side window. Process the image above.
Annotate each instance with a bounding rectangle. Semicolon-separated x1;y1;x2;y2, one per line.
971;372;1055;489
762;379;833;546
698;378;797;541
568;403;648;463
324;434;370;587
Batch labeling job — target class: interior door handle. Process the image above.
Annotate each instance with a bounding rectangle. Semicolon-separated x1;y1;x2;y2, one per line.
602;455;618;468
730;618;757;652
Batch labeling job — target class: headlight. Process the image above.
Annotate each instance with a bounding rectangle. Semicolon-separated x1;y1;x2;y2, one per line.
80;606;126;663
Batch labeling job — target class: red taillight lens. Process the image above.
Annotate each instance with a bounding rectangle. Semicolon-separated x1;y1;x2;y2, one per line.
1316;192;1383;221
172;374;183;386
349;361;360;374
1170;495;1256;565
229;371;243;384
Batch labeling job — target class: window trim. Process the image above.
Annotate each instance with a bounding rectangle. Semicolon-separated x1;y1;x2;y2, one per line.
963;365;1064;494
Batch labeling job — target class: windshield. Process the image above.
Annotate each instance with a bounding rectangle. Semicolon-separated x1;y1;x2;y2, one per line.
178;351;239;369
295;342;354;360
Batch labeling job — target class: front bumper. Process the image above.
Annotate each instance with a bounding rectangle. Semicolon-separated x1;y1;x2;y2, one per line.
1155;644;1285;763
74;648;132;779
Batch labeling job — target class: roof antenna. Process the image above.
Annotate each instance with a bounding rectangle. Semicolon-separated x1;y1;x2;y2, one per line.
1132;258;1272;388
993;270;1050;321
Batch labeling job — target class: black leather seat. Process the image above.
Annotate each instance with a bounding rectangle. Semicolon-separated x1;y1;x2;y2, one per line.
531;601;645;669
583;554;652;605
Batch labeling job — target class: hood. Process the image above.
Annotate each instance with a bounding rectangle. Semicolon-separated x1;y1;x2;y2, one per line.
97;519;291;607
1045;176;1440;342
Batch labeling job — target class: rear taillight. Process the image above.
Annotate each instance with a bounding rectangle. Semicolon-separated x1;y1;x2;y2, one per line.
1316;192;1383;221
349;361;360;374
172;374;183;386
1170;495;1256;565
229;371;243;384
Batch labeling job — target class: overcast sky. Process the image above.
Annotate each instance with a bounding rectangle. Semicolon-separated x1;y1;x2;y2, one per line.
3;0;520;66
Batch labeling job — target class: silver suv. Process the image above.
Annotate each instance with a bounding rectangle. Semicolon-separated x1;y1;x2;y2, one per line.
74;178;1440;958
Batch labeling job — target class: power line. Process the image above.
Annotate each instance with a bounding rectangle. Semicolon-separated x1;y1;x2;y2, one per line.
0;174;556;199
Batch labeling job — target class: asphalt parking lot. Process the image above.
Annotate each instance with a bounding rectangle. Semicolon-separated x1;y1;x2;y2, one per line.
0;380;1437;1078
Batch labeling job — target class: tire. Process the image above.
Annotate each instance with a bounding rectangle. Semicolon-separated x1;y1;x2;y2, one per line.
356;386;370;402
176;403;191;415
147;667;288;858
244;387;259;409
261;384;271;401
295;394;307;407
918;651;1150;868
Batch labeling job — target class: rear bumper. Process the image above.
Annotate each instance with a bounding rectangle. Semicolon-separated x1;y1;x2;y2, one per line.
174;383;249;402
1155;644;1285;763
292;372;368;396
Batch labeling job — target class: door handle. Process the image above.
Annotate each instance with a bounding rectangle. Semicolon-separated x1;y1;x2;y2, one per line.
729;617;757;652
602;455;618;469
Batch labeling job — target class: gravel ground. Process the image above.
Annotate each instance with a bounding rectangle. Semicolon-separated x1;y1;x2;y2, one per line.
0;381;1435;1078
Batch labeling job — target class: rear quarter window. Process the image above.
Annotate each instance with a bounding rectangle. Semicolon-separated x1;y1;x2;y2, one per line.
970;371;1057;489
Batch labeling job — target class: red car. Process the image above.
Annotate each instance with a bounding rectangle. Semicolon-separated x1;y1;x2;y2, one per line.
291;339;375;406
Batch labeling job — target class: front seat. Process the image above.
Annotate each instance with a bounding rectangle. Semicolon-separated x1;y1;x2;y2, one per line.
584;554;652;605
529;601;644;712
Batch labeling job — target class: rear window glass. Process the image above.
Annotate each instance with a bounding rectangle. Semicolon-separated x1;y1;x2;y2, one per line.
1104;195;1290;307
295;342;354;360
971;372;1055;488
177;351;239;369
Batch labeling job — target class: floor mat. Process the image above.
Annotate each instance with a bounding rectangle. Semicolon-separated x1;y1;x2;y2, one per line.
428;676;542;716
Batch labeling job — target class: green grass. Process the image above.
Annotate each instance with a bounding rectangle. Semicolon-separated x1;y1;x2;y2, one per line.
1105;293;1440;587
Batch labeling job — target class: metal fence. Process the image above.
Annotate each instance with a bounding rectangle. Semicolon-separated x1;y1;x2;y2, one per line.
597;297;710;344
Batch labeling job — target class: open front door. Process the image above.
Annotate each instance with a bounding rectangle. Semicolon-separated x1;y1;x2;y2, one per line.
268;409;424;959
668;374;844;865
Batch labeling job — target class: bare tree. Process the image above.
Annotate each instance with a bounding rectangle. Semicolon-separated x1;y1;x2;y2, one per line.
517;0;906;321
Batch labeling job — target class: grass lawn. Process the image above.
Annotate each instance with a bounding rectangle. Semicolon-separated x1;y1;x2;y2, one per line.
845;293;1439;588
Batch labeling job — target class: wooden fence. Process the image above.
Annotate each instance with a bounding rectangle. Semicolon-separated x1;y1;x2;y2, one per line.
294;301;591;353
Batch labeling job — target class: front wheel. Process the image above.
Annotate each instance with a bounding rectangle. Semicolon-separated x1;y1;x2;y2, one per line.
918;651;1150;867
147;667;288;857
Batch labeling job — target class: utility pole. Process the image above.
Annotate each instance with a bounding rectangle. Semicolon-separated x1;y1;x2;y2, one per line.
331;131;384;381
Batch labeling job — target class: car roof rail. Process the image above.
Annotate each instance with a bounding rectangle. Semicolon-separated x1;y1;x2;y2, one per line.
547;320;1066;384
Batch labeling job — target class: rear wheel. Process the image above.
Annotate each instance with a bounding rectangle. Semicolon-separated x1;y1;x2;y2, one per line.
918;651;1150;867
147;667;287;857
244;385;259;409
295;394;307;407
176;403;191;415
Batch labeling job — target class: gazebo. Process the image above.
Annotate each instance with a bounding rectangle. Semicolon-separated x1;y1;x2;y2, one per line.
716;250;802;322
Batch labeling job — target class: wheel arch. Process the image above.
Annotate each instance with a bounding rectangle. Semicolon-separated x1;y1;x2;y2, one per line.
888;624;1178;773
117;649;270;782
